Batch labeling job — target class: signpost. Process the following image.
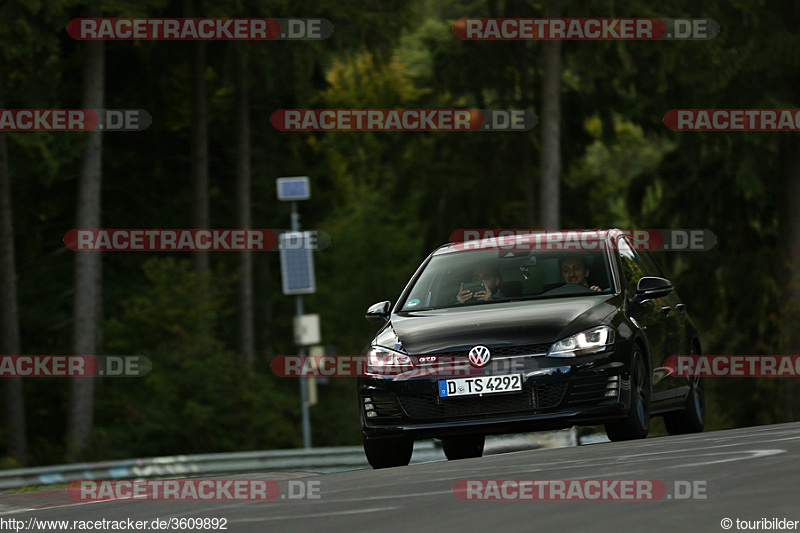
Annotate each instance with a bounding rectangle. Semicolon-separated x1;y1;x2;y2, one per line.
277;176;314;449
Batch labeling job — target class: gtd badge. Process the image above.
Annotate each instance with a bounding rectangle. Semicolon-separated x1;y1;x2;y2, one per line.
468;345;492;368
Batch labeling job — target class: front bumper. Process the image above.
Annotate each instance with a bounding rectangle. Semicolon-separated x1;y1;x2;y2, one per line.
359;350;633;440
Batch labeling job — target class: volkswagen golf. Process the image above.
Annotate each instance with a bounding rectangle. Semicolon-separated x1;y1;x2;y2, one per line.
358;230;704;469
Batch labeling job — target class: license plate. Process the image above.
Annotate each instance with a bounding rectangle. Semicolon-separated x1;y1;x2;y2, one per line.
438;374;522;398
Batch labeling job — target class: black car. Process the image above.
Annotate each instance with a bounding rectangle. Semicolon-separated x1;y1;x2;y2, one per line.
358;230;704;469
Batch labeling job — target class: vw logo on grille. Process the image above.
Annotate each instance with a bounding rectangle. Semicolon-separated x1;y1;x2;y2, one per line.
468;345;492;368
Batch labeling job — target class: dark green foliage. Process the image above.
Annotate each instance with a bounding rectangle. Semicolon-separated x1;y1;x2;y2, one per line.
94;258;299;458
2;0;800;465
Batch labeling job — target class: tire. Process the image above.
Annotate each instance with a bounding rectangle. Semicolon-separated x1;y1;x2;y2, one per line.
363;435;413;469
441;434;485;460
605;348;650;441
664;346;705;435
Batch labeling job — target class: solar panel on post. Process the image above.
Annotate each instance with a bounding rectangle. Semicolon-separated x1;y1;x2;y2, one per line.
280;231;316;295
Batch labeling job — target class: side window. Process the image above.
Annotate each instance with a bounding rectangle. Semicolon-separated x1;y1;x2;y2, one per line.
639;251;664;278
618;237;646;297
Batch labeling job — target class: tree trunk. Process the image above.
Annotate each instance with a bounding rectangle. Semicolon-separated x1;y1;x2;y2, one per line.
0;103;27;465
192;39;210;275
261;256;274;362
539;0;562;229
67;0;104;460
236;49;255;370
519;41;535;227
779;2;800;421
780;134;800;421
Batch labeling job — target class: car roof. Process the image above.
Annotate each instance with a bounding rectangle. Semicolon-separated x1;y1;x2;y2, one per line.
433;229;626;256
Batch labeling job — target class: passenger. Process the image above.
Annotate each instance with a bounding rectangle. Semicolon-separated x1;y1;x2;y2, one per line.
559;255;602;292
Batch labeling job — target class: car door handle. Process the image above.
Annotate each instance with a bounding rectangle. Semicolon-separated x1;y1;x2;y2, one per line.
661;306;672;315
676;304;686;313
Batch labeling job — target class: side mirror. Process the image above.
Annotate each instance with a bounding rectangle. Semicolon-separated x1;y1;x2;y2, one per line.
631;276;673;305
365;301;391;324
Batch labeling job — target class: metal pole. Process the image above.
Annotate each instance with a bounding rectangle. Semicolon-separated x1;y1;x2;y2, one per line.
297;295;311;449
292;201;312;449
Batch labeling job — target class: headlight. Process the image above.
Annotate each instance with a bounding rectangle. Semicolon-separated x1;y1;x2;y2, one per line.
547;326;615;357
367;346;412;373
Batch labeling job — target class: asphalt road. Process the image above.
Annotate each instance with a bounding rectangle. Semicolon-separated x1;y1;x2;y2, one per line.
8;422;800;533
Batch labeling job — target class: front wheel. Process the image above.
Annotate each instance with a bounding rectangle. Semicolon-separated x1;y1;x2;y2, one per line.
441;434;485;460
605;349;650;441
363;435;413;469
664;369;705;434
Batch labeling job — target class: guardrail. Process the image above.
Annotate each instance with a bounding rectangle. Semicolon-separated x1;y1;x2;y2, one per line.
0;446;371;490
0;429;597;490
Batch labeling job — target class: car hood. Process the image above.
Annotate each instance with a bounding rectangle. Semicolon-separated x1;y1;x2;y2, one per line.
380;295;620;354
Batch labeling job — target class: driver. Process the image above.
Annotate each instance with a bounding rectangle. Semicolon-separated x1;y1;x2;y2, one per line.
456;264;505;303
559;255;602;292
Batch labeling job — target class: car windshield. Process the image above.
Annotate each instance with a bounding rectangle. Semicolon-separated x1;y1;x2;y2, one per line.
399;248;614;311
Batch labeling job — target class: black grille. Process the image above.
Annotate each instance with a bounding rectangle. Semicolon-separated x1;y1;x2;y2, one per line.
566;375;618;406
400;392;534;420
384;374;618;423
424;344;551;358
533;382;567;408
